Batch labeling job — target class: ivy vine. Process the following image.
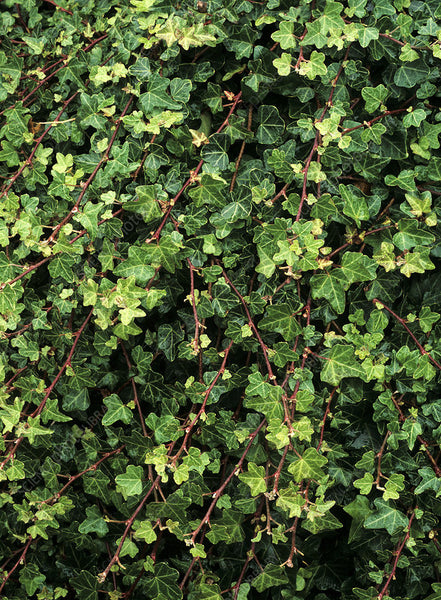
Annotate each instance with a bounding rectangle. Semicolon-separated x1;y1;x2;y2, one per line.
1;0;441;599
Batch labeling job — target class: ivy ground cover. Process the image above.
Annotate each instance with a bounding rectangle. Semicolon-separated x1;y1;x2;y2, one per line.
1;0;441;598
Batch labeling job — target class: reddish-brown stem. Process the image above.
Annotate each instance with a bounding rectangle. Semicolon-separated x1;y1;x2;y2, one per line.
341;107;410;136
317;388;337;451
42;0;73;13
232;540;258;599
4;366;27;389
0;536;33;593
391;395;441;476
0;91;80;199
146;160;203;242
120;342;148;436
187;259;202;356
132;134;157;181
284;516;300;567
373;298;441;370
42;446;125;504
0;308;94;471
172;340;234;465
189;419;266;544
217;263;275;380
272;445;290;495
378;511;415;599
0;33;108;116
46;95;134;243
98;476;161;582
230;105;253;192
82;34;108;53
326;225;392;259
19;58;66;82
417;186;441;196
147;92;243;242
296;45;351;221
374;431;391;486
1;208;123;290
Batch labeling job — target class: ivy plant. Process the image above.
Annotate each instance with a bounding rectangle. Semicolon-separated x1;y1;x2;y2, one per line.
1;0;441;598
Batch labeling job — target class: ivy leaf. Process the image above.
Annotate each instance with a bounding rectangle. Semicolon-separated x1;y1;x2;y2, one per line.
320;344;366;386
394;60;430;87
238;462;267;496
272;22;296;49
114;246;156;286
361;84;388;112
259;303;302;341
145;563;182;600
78;506;109;537
344;495;373;543
115;465;144;499
310;271;346;314
257;105;285;144
341;252;377;284
123;185;164;223
364;498;409;535
340;184;370;225
139;74;181;113
201;134;231;171
252;564;289;592
70;571;98;600
102;395;132;426
288;448;328;481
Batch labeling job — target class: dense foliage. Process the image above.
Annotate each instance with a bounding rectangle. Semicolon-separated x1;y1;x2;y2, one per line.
1;0;441;598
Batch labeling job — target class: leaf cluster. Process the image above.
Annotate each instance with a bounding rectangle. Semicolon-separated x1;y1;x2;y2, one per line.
1;0;441;599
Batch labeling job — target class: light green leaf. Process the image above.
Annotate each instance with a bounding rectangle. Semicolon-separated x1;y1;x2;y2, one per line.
288;448;328;481
102;395;132;426
115;465;144;499
361;84;388;112
320;344;366;386
238;462;267;496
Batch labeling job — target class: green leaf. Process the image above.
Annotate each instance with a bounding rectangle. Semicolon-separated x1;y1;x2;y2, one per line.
157;323;185;361
340;184;370;226
252;564;289;592
114;246;156;286
271;21;296;49
78;506;109;537
238;462;267;496
123;184;164;223
145;563;182;600
320;344;366;386
394;60;430;87
341;252;377;284
310;271;346;314
361;84;388;112
257;105;285;144
170;78;192;104
364;498;409;535
102;395;132;426
201;134;231;171
403;108;427;128
70;571;98;600
393;219;435;250
353;472;374;495
344;495;373;543
115;465;144;499
139;73;181;113
288;448;328;481
259;303;302;341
